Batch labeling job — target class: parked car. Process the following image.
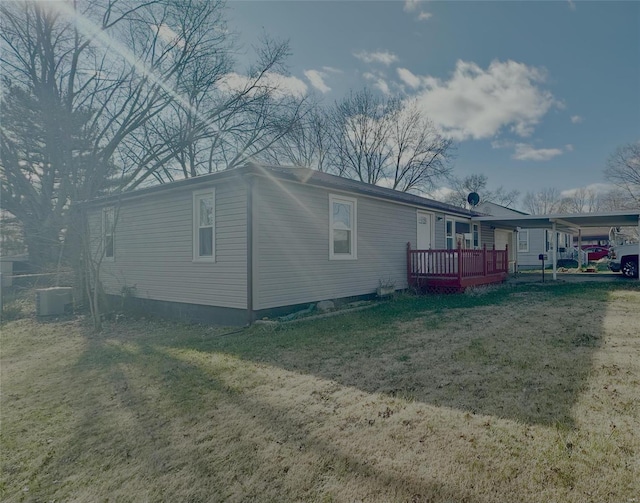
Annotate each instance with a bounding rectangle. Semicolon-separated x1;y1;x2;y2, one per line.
581;245;610;261
608;243;639;278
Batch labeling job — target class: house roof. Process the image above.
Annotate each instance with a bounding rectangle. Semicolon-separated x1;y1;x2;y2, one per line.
80;163;478;217
472;210;640;232
475;200;529;216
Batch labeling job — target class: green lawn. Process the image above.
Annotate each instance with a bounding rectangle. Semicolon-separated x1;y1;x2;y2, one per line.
2;282;639;502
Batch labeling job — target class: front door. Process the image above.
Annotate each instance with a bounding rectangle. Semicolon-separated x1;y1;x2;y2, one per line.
417;211;433;250
494;229;515;272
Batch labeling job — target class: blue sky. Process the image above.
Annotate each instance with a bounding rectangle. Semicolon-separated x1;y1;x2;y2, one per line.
227;1;639;205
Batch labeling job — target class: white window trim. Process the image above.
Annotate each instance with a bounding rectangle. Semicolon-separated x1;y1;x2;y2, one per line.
445;217;473;249
445;218;455;250
472;223;480;250
329;194;357;260
102;207;115;262
518;229;529;253
193;188;216;262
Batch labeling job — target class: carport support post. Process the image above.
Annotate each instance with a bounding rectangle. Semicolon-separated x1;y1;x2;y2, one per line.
578;229;583;266
552;222;558;281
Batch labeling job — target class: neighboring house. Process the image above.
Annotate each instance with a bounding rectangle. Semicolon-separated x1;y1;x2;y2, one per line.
82;164;507;325
572;227;611;247
476;201;573;270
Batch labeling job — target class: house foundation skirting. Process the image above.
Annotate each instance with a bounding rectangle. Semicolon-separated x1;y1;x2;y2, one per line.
106;295;248;326
253;293;378;321
106;292;379;327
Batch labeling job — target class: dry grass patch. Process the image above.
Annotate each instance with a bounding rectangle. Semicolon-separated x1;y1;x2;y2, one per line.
1;283;639;502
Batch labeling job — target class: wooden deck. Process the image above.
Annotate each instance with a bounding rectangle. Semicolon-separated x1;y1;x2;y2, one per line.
407;243;509;293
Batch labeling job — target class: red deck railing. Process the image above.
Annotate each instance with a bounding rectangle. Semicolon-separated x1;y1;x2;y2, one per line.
407;243;509;292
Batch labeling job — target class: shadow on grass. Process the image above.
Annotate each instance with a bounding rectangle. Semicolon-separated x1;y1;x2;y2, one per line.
160;282;630;428
47;328;483;502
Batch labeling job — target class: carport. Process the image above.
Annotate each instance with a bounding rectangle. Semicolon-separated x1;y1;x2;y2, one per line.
472;210;640;281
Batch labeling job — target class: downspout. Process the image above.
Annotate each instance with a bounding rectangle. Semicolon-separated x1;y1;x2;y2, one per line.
245;175;255;325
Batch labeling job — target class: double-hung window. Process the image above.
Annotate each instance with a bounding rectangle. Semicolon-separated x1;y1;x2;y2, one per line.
445;219;454;249
518;230;529;252
329;195;357;260
193;189;215;261
103;207;115;261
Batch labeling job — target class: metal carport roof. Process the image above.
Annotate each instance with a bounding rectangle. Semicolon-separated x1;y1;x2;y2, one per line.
471;210;640;232
471;210;640;280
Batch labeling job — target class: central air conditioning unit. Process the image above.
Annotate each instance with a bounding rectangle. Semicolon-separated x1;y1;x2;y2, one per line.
36;287;73;316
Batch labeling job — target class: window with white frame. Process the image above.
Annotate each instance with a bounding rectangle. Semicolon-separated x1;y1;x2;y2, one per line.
518;230;529;252
545;230;550;251
329;195;357;260
472;223;480;249
103;207;115;260
193;189;215;261
446;219;454;250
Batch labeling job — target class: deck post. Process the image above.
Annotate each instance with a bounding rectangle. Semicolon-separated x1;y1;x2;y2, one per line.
457;243;463;282
505;244;509;274
493;244;497;275
483;244;487;276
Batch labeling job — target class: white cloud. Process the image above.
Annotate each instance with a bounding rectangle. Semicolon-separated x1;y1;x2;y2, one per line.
375;79;391;95
560;183;613;198
571;115;584;124
404;1;432;21
513;143;564;161
410;59;558;140
426;186;455;202
353;50;399;65
404;0;420;12
490;139;511;150
363;71;391;95
219;72;307;99
493;141;572;161
151;23;185;48
304;69;331;93
322;66;343;74
397;67;421;89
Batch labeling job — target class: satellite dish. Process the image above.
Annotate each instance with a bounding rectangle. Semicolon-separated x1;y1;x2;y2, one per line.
467;192;480;207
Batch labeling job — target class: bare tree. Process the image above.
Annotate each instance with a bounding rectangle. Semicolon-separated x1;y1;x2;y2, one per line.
444;173;519;209
560;187;601;213
605;142;640;204
386;100;454;193
262;102;332;172
327;88;396;185
307;89;454;193
599;187;637;211
522;187;567;214
0;0;303;266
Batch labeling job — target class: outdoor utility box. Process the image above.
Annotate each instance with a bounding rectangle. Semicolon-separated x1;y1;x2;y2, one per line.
36;287;73;316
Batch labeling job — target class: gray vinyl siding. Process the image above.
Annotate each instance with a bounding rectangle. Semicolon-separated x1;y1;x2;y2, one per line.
253;178;421;310
481;222;495;248
88;181;247;309
517;228;546;267
517;228;571;268
434;214;445;249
